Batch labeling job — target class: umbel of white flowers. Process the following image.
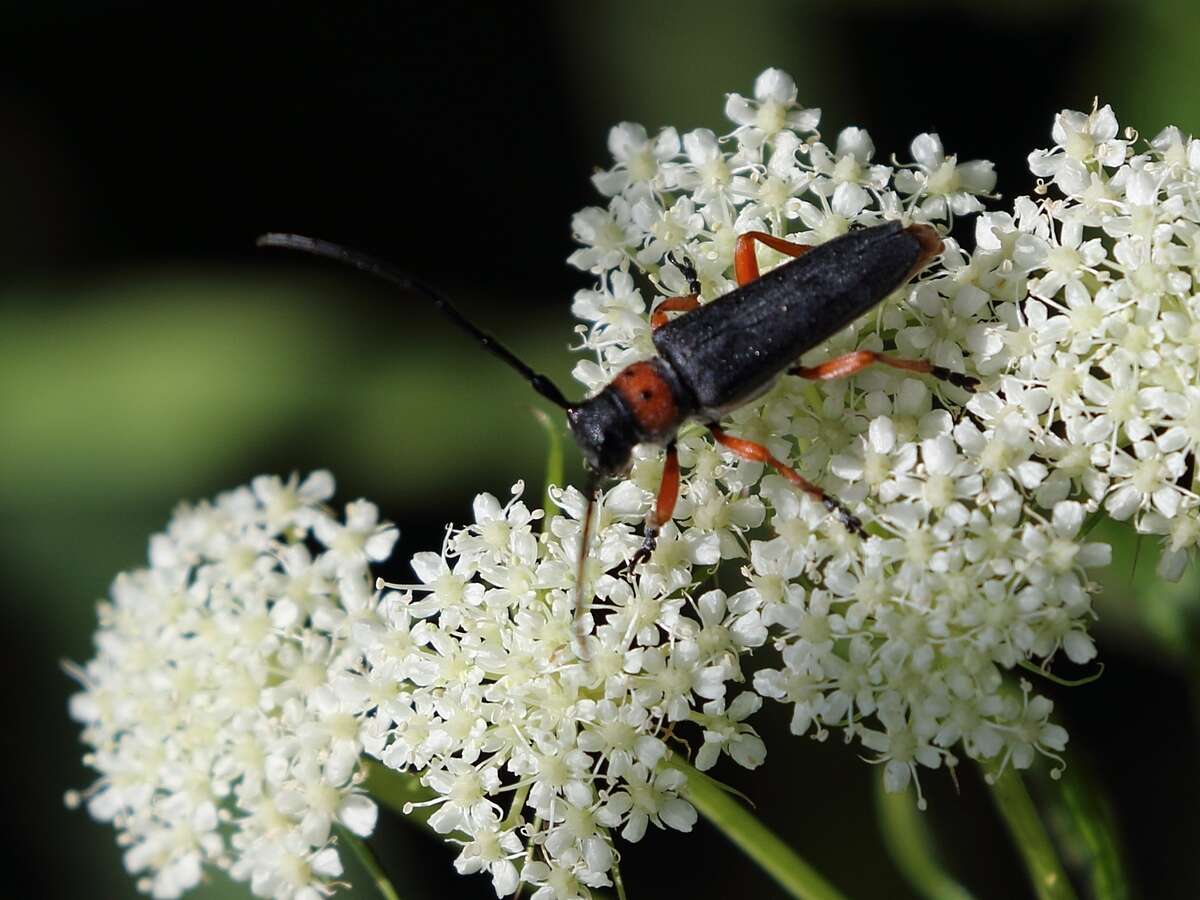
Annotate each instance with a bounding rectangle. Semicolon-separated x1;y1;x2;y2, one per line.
67;472;397;900
567;66;1117;810
69;67;1198;899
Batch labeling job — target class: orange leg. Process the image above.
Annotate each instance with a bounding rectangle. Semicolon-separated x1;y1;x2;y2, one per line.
735;231;813;286
791;350;979;390
651;295;701;330
708;425;864;534
627;442;680;570
655;443;681;526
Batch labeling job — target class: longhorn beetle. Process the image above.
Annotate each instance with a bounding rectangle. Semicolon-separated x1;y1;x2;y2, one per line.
258;222;975;625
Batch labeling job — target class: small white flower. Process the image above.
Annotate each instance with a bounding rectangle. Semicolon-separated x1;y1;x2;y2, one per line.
895;133;996;220
724;67;820;154
313;499;399;577
592;122;680;198
1028;104;1127;187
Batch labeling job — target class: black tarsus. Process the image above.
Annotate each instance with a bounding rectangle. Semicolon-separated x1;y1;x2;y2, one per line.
667;250;701;296
931;365;980;392
624;529;657;576
823;496;864;536
256;233;573;410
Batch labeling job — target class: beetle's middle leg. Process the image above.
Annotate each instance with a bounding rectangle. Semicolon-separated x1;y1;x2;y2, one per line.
708;425;864;535
791;351;979;391
627;441;680;570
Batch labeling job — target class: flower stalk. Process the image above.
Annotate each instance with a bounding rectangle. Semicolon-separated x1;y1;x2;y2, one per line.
1035;761;1130;900
532;407;564;527
338;827;402;900
873;773;974;900
985;766;1077;900
668;757;848;900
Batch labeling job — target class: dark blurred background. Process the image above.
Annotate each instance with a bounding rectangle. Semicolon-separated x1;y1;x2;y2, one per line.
6;1;1200;897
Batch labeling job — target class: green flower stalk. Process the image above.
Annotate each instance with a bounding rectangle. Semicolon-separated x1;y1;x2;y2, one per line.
671;759;847;900
986;767;1077;900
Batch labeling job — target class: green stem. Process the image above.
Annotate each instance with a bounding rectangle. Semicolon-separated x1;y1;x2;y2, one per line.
985;766;1077;900
337;826;402;900
873;772;975;900
611;845;629;900
668;758;848;900
504;782;532;829
514;818;542;900
1017;659;1105;687
1035;761;1131;900
532;407;564;527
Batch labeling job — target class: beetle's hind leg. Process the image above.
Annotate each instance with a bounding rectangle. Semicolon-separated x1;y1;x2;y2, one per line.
791;351;980;391
708;425;864;536
625;442;681;572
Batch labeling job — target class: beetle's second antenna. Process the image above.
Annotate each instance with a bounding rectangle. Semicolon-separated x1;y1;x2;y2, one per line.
256;233;573;410
572;471;600;661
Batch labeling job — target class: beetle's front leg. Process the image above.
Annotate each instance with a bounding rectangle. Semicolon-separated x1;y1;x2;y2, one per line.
652;253;702;330
657;233;814;329
650;296;701;330
626;442;680;572
708;425;864;535
791;351;979;391
734;231;813;285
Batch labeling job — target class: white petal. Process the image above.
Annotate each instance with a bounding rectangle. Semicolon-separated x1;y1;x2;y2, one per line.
660;797;697;832
338;794;378;837
754;68;795;103
311;847;343;878
910;133;945;169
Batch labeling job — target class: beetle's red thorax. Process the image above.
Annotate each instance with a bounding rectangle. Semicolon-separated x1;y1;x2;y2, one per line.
611;360;680;439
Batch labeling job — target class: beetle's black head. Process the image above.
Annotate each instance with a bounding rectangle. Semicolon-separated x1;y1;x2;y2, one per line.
567;387;640;477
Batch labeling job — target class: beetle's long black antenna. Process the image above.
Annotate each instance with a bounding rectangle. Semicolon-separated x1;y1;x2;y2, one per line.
256;233;573;410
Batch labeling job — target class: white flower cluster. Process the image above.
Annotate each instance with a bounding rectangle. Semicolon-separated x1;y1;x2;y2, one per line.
997;103;1200;579
73;71;1200;900
67;473;397;900
364;482;766;898
569;68;1111;802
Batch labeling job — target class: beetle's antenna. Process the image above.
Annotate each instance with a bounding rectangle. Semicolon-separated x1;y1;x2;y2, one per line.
572;473;600;659
256;233;573;410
